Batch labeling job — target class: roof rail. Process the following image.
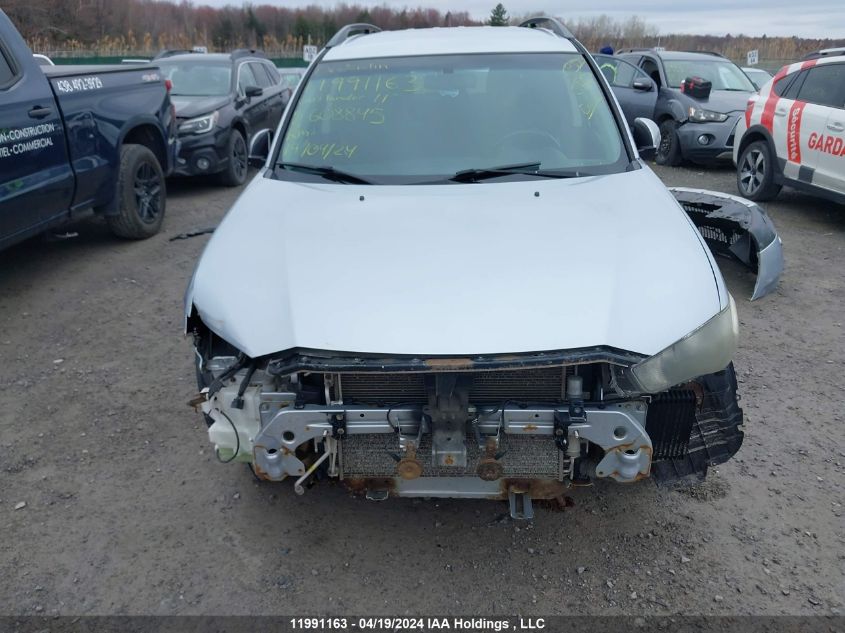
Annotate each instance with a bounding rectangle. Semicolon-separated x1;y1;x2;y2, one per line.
518;17;574;39
231;48;268;60
683;50;726;58
152;49;195;60
326;23;382;48
615;47;653;54
803;47;845;60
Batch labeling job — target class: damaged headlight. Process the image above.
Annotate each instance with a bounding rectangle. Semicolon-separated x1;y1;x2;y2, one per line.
617;296;739;394
688;106;729;123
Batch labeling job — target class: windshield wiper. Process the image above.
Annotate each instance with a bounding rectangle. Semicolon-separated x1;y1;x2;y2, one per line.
451;162;542;183
450;162;586;183
276;162;373;184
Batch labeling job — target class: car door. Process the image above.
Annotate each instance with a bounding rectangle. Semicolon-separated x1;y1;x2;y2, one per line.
0;37;73;246
788;63;845;191
594;54;657;127
236;61;264;140
259;62;286;127
809;63;845;193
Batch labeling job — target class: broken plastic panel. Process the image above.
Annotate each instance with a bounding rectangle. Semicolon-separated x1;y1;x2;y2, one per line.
670;187;784;301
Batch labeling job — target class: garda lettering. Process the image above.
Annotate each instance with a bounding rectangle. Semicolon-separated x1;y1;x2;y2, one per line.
808;132;845;157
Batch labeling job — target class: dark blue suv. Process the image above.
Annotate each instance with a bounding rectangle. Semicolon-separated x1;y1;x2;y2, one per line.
158;50;287;186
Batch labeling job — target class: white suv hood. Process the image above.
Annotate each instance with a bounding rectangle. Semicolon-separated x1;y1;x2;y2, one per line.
186;168;723;359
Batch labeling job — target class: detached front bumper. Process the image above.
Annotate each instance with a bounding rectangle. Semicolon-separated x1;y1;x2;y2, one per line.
677;116;740;163
671;187;785;300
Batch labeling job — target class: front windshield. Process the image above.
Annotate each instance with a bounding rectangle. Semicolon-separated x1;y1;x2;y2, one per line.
158;61;232;97
664;60;756;91
277;53;628;183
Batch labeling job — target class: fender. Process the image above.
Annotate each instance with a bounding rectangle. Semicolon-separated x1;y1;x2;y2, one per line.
670;187;784;301
230;115;251;145
118;113;169;160
92;113;169;216
664;97;688;123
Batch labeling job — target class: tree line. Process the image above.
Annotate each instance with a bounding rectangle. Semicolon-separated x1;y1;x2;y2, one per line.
4;0;842;64
5;1;476;56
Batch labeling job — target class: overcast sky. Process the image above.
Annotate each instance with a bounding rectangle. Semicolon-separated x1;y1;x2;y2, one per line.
197;0;843;38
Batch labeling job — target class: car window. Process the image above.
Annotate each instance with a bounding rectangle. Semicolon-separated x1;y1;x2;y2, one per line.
772;71;797;97
158;61;232;97
278;52;628;183
796;64;845;108
744;68;771;90
640;58;662;86
263;63;280;85
594;55;647;88
280;71;303;89
249;62;272;89
663;60;755;91
0;48;17;87
238;63;259;93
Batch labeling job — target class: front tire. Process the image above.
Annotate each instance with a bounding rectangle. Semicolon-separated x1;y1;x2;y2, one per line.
656;119;683;166
737;140;781;201
218;130;248;187
107;144;166;239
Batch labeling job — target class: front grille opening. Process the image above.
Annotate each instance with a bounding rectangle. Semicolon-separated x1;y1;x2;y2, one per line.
338;365;580;406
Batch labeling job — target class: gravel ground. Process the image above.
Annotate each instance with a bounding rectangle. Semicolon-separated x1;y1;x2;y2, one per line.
0;164;843;616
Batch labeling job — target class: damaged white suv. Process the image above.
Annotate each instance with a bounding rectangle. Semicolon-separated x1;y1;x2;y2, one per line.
185;19;744;519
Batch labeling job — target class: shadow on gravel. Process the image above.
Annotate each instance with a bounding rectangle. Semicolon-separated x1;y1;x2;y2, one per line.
0;171;255;284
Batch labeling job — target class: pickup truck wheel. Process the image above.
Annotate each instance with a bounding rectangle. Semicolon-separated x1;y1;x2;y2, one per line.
218;130;248;187
107;144;166;239
656;119;683;166
737;140;781;201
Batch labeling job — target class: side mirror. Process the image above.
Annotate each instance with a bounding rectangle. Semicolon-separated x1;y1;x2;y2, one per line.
633;117;661;161
632;77;654;92
248;129;273;168
244;85;263;98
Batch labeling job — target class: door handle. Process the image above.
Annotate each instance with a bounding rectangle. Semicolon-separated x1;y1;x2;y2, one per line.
28;106;52;119
827;121;845;132
774;108;787;117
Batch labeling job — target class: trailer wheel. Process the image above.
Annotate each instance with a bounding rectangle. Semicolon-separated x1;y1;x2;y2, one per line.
107;143;166;239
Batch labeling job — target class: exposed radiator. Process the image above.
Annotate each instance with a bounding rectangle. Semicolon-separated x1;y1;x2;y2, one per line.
340;433;565;479
338;366;573;405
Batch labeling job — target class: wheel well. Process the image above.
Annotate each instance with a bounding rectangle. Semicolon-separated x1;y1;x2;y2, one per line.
657;114;674;124
123;124;166;169
232;120;247;142
737;130;768;158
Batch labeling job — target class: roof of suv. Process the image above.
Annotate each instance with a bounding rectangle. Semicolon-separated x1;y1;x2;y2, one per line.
619;50;730;62
157;53;233;63
157;52;268;63
323;26;578;61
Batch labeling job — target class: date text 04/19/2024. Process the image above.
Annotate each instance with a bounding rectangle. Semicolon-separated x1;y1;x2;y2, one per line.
289;618;547;631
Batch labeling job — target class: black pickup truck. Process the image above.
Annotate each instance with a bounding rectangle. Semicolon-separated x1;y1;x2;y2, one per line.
0;10;177;251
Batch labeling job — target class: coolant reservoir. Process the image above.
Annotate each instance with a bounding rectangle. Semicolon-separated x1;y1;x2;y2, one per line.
208;415;240;454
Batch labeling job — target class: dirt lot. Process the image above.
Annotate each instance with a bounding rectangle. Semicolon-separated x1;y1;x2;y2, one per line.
1;165;843;616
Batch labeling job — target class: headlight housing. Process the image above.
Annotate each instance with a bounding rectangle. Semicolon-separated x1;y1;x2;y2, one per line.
688;106;729;123
178;111;219;135
615;295;739;394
